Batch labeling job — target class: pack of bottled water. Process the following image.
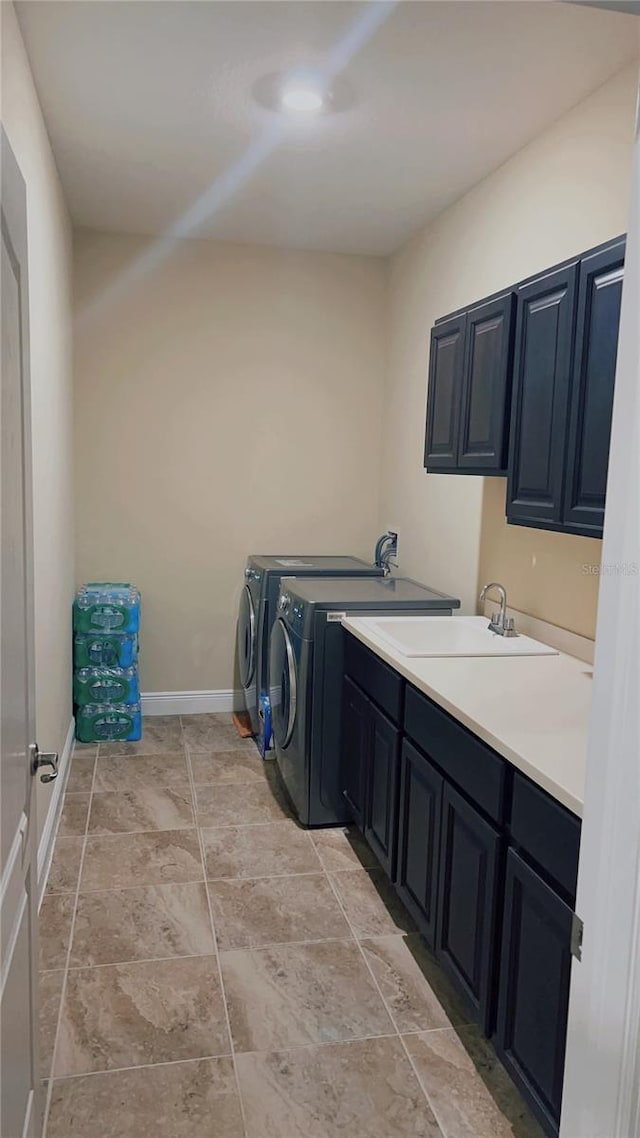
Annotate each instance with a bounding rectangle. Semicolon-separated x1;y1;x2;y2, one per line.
73;583;142;742
73;632;138;669
73;666;139;708
75;702;142;744
73;583;140;634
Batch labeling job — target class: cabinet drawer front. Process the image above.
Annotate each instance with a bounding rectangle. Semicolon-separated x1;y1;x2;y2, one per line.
496;849;573;1135
396;740;443;947
510;773;581;902
404;685;506;823
344;633;403;722
437;783;502;1032
507;263;577;528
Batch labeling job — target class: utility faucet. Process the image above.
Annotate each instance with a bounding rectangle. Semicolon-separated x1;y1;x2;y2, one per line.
478;582;518;637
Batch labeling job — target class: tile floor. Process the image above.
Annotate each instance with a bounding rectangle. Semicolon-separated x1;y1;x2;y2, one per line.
39;714;544;1138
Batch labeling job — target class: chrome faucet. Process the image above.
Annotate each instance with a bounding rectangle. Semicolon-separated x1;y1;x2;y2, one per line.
478;582;518;637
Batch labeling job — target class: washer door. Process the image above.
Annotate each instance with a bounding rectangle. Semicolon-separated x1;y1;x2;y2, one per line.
270;618;297;749
237;585;256;690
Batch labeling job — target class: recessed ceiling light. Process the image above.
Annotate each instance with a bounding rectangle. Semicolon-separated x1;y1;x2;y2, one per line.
252;72;355;117
280;82;324;114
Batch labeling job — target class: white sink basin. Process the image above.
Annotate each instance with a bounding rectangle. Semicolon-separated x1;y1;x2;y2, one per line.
367;615;558;658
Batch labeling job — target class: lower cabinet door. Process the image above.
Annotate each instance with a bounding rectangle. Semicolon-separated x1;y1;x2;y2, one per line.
437;782;502;1033
341;676;370;830
395;740;443;948
495;849;574;1137
365;702;401;879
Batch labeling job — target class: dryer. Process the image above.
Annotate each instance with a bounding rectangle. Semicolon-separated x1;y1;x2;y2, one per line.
270;576;460;826
236;555;383;740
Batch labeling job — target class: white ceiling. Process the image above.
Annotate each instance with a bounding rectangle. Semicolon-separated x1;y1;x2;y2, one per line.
16;0;639;256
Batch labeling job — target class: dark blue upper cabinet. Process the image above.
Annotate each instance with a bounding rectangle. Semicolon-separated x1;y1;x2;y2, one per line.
562;238;625;536
458;293;516;473
424;313;467;470
507;263;578;530
425;295;515;475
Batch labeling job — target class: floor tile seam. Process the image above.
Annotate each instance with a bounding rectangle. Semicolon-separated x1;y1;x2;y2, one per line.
194;931;364;952
52;1044;235;1082
50;1027;428;1084
84;823;198;838
64;950;222;972
90;782;194;795
42;743;98;1135
195;818;312;830
183;716;250;1138
219;1029;406;1060
95;748;188;760
197;863;328;884
321;860;448;1136
48;1051;244;1083
204;870;325;885
82;825;202;843
64;877;207;896
198;818;299;831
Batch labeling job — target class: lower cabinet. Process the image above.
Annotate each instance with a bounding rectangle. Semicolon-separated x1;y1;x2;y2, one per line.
395;739;443;949
341;643;580;1137
437;782;503;1034
365;702;401;879
340;673;400;879
495;849;574;1137
342;675;369;829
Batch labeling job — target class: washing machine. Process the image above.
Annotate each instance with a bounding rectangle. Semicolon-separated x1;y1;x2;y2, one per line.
269;576;460;826
236;555;384;742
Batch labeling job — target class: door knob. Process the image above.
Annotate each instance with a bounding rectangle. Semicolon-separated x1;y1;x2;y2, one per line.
30;743;59;784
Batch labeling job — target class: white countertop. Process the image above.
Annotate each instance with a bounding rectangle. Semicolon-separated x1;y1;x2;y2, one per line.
343;616;593;817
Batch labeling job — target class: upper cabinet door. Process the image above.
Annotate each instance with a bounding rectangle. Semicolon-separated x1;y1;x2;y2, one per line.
507;264;578;529
458;293;516;473
562;238;625;537
424;313;467;470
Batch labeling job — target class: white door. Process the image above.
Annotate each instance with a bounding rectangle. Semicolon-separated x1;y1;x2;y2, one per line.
1;126;53;1138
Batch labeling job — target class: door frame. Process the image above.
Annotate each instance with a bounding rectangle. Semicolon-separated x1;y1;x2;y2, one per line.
560;73;640;1138
1;124;41;1138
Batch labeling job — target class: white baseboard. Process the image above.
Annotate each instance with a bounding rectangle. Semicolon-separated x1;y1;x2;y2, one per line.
141;690;243;715
38;717;74;908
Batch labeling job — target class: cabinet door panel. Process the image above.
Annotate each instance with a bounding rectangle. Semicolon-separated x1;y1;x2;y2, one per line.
396;740;443;947
341;676;370;831
562;239;625;536
437;783;502;1032
495;850;574;1136
365;703;401;879
424;314;467;470
507;264;577;528
458;293;515;472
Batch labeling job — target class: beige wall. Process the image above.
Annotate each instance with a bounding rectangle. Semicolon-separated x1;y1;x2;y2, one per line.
73;232;387;692
381;64;638;637
1;3;75;838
